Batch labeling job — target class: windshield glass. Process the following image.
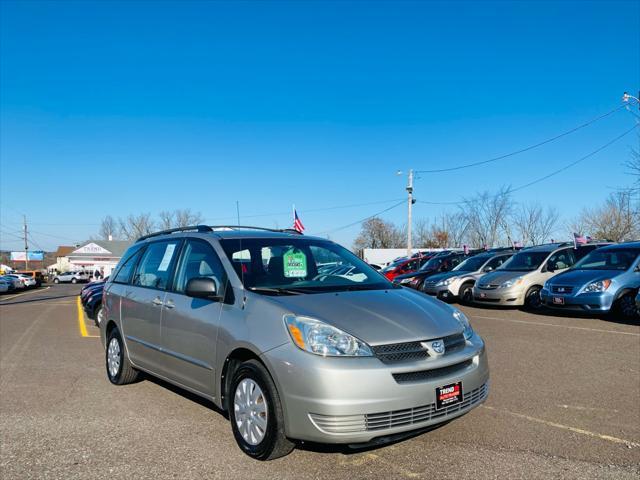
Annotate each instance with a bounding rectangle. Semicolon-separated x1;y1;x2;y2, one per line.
572;248;639;271
498;251;549;271
219;237;395;294
419;257;443;271
381;260;404;273
452;255;488;272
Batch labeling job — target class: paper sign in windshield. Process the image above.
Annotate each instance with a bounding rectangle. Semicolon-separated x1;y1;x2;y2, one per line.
283;249;307;278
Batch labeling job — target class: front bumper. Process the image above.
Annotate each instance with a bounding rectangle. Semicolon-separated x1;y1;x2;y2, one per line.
423;284;459;301
472;286;525;306
540;288;614;313
262;334;489;444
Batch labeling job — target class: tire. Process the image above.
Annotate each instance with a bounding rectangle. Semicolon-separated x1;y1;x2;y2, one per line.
106;328;140;385
71;278;77;284
459;282;474;305
94;304;105;327
228;360;294;460
54;278;59;284
613;293;638;321
524;286;542;310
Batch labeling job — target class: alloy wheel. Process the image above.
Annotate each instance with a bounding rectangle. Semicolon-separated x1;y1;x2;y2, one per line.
107;337;121;378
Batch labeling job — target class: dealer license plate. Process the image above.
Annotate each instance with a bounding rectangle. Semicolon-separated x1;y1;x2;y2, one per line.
436;382;463;409
552;296;565;305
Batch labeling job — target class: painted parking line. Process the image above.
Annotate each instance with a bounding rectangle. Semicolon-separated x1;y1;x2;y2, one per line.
483;405;640;448
472;314;640;337
76;296;99;338
0;286;51;303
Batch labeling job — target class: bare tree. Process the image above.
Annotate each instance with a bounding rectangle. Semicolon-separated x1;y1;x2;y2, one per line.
119;213;155;240
158;211;175;230
444;212;469;247
174;209;204;227
573;191;639;242
413;218;431;248
460;187;513;247
99;215;118;240
513;203;559;246
353;217;404;251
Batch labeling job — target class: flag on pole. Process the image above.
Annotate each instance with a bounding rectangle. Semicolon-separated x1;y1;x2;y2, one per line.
573;232;587;248
293;209;305;233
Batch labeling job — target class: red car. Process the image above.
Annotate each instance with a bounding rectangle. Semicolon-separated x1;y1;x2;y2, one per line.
381;254;433;281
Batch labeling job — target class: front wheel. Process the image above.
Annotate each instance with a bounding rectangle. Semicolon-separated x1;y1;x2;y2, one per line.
459;282;474;305
524;286;542;310
229;360;294;460
54;278;60;284
106;328;140;385
71;278;77;284
613;293;638;321
94;304;105;327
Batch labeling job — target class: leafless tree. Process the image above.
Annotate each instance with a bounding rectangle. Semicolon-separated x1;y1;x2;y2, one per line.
118;213;155;240
158;211;175;230
353;217;404;251
99;215;118;240
573;191;639;242
174;209;204;227
460;186;513;247
444;212;469;247
513;203;559;246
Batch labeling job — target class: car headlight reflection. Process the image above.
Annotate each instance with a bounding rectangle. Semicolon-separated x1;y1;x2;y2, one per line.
284;315;373;357
453;310;474;340
583;279;611;293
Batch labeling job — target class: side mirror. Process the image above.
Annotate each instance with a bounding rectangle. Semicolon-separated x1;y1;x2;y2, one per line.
483;266;493;272
546;263;555;273
185;277;222;301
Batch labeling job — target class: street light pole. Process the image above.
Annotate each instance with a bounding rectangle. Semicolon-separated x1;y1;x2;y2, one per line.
23;215;29;270
406;169;414;257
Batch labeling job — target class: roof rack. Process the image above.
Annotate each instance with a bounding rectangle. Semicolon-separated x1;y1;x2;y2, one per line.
135;225;303;242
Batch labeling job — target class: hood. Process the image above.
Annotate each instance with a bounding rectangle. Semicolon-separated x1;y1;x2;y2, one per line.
425;271;469;283
394;268;438;281
547;269;621;287
264;287;463;345
478;270;529;286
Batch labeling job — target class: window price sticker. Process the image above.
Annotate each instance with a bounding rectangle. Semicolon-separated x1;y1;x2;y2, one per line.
283;249;307;278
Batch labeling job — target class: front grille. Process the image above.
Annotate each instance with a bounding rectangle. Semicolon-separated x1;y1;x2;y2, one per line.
372;333;466;364
392;359;473;384
477;284;499;290
474;296;500;302
551;285;574;294
365;383;488;431
309;383;488;434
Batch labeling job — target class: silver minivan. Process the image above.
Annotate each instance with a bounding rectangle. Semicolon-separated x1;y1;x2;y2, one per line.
100;226;489;460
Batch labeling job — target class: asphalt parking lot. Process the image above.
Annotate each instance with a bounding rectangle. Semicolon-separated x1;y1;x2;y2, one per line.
0;284;638;479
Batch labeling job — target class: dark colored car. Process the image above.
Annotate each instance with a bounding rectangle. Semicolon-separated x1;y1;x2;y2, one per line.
381;253;434;281
394;251;480;290
83;282;105;326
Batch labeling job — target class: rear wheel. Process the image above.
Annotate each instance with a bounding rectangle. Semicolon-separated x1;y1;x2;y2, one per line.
54;278;59;284
524;286;542;310
106;328;140;385
94;304;105;327
613;293;638;321
71;278;77;284
459;282;474;305
229;360;294;460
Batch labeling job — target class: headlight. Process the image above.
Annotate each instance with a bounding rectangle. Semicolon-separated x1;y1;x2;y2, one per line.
501;276;524;289
453;310;473;340
436;278;454;287
399;277;413;285
583;279;611;293
284;315;373;357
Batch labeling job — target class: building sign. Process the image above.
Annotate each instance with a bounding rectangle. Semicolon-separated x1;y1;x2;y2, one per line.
10;251;45;261
72;243;112;255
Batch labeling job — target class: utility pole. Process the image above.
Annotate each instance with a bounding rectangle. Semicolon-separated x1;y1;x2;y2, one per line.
23;215;29;270
406;169;414;257
236;201;240;226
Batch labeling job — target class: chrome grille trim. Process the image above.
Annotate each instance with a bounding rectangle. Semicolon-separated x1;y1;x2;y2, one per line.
371;333;466;364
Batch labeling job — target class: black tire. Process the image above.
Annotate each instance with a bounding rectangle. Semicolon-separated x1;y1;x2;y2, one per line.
106;328;140;385
613;293;638;321
54;278;59;284
524;286;542;311
94;304;104;327
459;282;474;305
228;360;294;461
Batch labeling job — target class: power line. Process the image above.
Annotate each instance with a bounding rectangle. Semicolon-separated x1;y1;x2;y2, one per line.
313;200;406;235
416;123;639;207
415;104;626;174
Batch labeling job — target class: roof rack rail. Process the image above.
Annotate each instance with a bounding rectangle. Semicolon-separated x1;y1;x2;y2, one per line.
136;224;304;242
136;225;213;242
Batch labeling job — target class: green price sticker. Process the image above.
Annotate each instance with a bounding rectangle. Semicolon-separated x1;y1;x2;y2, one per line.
283;249;307;278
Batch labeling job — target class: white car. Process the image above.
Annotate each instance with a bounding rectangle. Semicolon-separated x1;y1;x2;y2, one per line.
7;274;37;288
53;271;89;284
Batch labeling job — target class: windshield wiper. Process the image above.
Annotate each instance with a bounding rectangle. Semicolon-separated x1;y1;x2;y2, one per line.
247;287;305;296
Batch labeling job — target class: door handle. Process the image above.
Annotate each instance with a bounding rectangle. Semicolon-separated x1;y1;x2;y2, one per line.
152;297;164;306
164;299;175;309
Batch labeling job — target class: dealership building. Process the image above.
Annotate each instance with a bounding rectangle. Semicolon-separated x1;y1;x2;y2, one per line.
51;240;131;277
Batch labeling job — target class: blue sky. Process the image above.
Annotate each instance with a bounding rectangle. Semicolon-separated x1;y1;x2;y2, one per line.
1;0;638;251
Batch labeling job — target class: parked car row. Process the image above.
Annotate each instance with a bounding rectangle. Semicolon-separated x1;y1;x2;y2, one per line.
80;277;108;325
391;241;639;320
0;273;39;293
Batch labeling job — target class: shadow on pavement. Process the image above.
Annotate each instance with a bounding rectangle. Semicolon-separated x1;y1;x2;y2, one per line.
0;293;79;306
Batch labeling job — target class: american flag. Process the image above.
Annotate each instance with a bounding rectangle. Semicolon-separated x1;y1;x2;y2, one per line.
573;232;587;247
513;241;523;248
293;209;305;233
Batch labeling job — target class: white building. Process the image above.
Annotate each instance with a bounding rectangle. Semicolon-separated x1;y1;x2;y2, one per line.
62;240;131;277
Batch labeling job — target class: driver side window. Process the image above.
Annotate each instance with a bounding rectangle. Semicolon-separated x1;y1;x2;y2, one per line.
547;249;576;271
174;240;226;294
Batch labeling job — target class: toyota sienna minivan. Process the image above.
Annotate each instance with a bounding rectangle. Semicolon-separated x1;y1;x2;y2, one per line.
100;226;489;460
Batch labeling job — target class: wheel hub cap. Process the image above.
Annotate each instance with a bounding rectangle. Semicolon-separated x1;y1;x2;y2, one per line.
233;378;268;445
107;338;121;378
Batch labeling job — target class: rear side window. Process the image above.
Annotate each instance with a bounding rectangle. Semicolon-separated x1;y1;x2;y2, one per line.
113;248;144;284
132;241;181;290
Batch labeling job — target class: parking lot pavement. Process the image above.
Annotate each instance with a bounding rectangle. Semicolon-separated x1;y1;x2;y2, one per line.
1;285;639;479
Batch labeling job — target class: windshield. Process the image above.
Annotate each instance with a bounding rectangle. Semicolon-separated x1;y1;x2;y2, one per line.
452;255;488;272
419;257;443;271
572;248;639;271
498;251;549;271
219;237;395;294
381;260;404;273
